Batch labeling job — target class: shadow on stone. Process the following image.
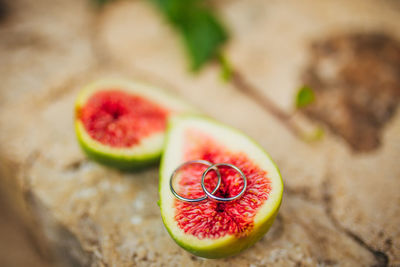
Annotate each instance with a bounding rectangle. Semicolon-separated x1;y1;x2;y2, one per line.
302;32;400;152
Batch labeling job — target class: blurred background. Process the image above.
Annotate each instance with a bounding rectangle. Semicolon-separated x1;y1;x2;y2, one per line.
0;0;399;266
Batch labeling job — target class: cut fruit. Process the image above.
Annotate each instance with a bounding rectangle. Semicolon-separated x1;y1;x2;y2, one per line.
74;79;193;170
159;115;283;258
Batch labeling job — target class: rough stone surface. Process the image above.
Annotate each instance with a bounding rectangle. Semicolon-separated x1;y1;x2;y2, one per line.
0;0;399;266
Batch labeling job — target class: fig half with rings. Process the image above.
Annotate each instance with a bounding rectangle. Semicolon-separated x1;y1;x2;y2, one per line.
160;115;283;259
169;160;248;203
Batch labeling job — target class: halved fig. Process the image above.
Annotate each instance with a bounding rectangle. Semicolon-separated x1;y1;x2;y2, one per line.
74;79;193;170
159;115;283;258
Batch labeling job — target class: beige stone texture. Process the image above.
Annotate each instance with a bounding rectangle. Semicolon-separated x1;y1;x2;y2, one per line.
0;0;399;266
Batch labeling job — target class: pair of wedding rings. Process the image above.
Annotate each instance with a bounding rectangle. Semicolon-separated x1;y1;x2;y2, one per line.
170;160;247;203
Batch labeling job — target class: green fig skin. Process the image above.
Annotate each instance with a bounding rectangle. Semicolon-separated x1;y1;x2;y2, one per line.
75;122;160;171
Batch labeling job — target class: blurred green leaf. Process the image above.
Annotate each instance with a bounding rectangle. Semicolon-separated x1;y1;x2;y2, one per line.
150;0;228;71
302;126;324;142
296;86;315;108
92;0;113;7
218;53;233;81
